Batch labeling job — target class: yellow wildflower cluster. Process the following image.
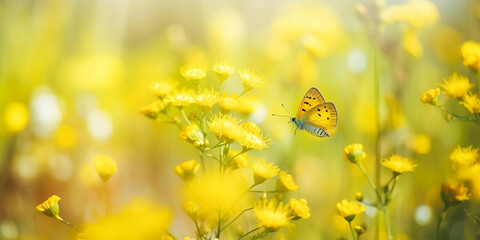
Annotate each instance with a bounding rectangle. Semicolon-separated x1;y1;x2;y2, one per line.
341;143;415;238
253;195;311;233
380;0;438;28
461;92;480;114
208;113;271;150
461;41;480;70
447;145;480;201
376;0;439;58
422;43;480;123
81;199;172;240
139;62;308;239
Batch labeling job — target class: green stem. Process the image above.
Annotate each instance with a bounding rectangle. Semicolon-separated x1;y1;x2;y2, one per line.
104;182;110;215
383;205;392;240
374;45;381;240
229;149;248;163
166;230;178;240
206;141;228;151
221;207;253;231
249;190;280;193
198;152;206;173
239;227;261;240
476;70;480;97
219;145;224;175
437;204;448;240
56;216;80;232
357;162;382;205
223;144;231;173
349;221;357;240
180;108;192;125
385;176;398;201
194;220;203;240
201;151;220;161
436;105;480;124
216;208;222;239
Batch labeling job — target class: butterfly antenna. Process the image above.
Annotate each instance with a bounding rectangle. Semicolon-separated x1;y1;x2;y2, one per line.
272;104;293;118
271;114;290;118
281;104;293;116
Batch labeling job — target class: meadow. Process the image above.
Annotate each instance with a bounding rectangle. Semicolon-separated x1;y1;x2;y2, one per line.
1;0;480;239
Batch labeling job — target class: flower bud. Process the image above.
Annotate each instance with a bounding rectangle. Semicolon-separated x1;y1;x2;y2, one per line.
344;143;366;164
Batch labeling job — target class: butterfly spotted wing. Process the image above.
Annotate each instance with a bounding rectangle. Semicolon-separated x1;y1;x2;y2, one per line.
295;88;326;119
303;102;338;130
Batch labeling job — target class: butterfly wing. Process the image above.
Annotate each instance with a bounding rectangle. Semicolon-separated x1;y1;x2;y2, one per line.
302;102;338;130
295;87;326;119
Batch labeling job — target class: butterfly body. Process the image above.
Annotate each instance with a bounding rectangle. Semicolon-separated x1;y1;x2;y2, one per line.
291;117;330;137
278;87;337;138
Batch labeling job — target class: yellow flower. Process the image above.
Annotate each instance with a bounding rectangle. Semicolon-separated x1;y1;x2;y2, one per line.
208;113;244;143
213;63;235;82
36;195;61;218
194;88;219;111
180;64;207;83
228;150;250;169
442;183;470;204
412;134;431;155
239;68;263;92
179;123;208;148
184;171;249;219
420;88;440;105
440;73;473;98
251;158;280;185
381;154;417;174
238;122;271;151
403;29;422;58
336;199;365;222
461;92;480;114
167;90;195;107
380;0;438;28
288;198;311;220
355;192;364;202
3;102;29;133
354;225;367;235
174;159;200;181
141;101;166;119
218;91;238;112
182;201;199;220
253;197;292;231
276;171;299;192
450;145;479;167
82;199;172;240
151;80;177;98
344;143;366;164
54;124;78;149
461;41;480;70
94;154;118;182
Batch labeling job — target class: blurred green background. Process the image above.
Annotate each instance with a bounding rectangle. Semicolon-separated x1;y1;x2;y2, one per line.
1;0;480;239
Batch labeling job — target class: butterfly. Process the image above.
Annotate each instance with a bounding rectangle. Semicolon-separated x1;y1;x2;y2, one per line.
273;87;338;138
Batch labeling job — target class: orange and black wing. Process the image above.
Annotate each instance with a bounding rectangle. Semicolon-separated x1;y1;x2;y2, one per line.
295;87;326;119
